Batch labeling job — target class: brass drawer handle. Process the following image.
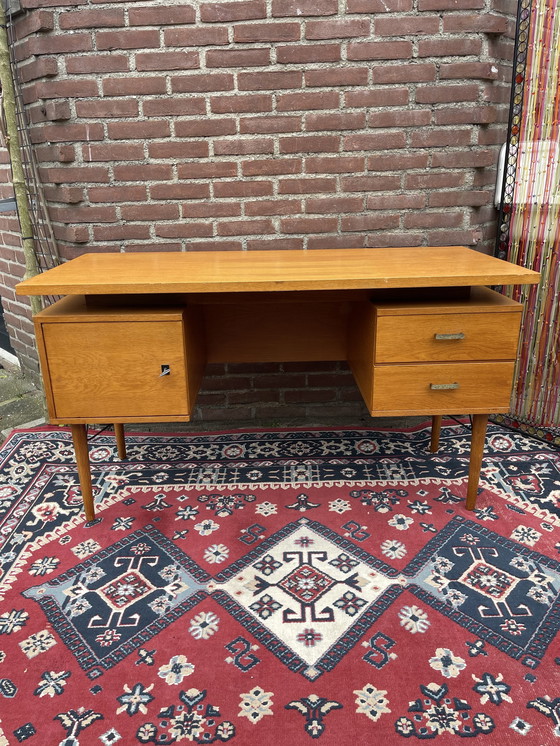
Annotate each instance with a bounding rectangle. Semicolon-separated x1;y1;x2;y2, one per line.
430;382;460;390
434;332;465;340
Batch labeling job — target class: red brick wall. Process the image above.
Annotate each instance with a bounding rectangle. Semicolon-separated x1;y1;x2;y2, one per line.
0;0;517;422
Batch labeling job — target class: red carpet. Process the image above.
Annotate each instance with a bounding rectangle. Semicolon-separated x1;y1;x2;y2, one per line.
0;421;559;744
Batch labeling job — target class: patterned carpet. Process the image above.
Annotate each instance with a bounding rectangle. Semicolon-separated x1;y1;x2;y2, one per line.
0;421;559;744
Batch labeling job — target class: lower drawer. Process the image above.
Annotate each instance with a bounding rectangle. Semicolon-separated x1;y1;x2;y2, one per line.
371;361;516;415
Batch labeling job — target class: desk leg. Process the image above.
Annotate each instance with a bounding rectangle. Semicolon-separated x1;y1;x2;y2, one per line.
70;424;95;522
466;414;488;511
430;415;442;452
114;423;126;460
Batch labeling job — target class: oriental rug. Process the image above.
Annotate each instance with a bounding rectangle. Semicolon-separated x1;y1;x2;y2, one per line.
0;421;559;745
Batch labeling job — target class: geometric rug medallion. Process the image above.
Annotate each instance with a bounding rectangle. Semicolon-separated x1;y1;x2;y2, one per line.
0;422;559;744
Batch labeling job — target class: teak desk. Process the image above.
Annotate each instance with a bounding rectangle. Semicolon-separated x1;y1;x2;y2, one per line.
16;247;540;522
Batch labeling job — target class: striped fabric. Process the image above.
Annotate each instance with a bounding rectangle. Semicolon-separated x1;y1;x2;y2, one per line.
503;0;559;438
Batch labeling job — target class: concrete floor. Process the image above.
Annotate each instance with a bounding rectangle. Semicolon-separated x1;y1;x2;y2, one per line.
0;362;45;441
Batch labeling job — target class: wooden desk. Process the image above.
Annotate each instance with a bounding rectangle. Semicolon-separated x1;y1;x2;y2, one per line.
16;247;540;521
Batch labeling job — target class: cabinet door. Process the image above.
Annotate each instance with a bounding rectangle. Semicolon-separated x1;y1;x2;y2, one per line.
42;320;189;419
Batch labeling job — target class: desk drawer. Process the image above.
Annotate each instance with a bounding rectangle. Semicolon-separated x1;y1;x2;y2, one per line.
371;361;515;414
375;311;521;363
41;320;190;420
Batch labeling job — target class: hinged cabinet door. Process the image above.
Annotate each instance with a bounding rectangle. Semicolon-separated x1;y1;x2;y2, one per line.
41;319;189;419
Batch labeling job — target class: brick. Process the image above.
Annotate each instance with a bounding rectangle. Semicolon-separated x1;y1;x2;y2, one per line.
410;128;472;147
200;1;266;23
428;190;490;207
272;0;337;15
43;100;71;121
164;27;229;46
88;185;147;203
308;235;366;249
305;155;365;173
149;141;210;159
113;164;173;181
306;196;363;214
404;211;463;228
305;68;369;87
340;175;401;192
103;77;166;96
347;0;412;10
427;229;481;246
108;120;171;140
35;79;98;99
59;8;124;29
419;0;483;7
347;41;412;60
443;13;508;33
214;138;274;155
28;33;93;55
277;90;340;111
185;240;242;251
280;216;338;234
440;62;500;80
150;183;211;200
15;10;54;39
136;51;199;71
50;205;117;223
372;64;436;84
177;162;236;179
120;204;180;221
93;225;150;240
431;149;495;167
280;135;340;154
214;181;273;197
53;224;89;243
344;132;406;151
245;199;301;216
234;22;300;42
345;88;409;107
306;112;366;131
36;144;76;163
143;98;205;116
76;99;139;118
238;71;302;91
367;194;425;210
277;44;341;64
366;232;423;247
240;116;301;134
341;213;400;231
206;49;270;68
155;223;213;238
278;177;336;194
172;74;234;93
175;119;236;137
368;110;431;128
129;5;196;25
406;172;466;189
434;106;498;125
83;143;144;162
417;38;482;56
45;185;84;203
19;57;58;83
211;94;272;114
375;16;439;35
32;122;104;143
306;19;370;40
182;201;241;218
242;158;302;176
217;219;274;236
66;54;129;74
96;29;160;51
415;84;479;103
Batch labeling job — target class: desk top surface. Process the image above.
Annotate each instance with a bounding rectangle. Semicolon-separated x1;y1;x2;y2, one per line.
16;246;540;296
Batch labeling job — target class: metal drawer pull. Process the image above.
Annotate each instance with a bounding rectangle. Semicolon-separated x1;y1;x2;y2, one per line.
160;364;171;376
430;382;460;390
434;332;465;340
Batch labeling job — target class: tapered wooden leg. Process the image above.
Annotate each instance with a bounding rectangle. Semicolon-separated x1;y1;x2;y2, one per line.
114;423;126;460
466;414;489;511
70;424;95;522
430;415;442;453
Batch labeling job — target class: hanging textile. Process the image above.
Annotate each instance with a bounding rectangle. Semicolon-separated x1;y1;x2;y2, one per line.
495;0;560;445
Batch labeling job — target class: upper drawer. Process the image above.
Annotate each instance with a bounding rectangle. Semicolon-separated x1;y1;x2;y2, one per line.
375;310;522;363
